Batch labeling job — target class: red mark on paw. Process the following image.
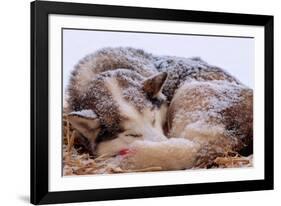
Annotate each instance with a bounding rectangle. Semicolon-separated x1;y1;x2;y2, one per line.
118;148;136;156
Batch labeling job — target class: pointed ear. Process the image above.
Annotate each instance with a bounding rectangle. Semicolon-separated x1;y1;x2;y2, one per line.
67;110;100;142
142;72;167;97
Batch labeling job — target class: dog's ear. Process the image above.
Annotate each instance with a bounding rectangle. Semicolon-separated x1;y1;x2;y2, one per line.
143;72;167;97
67;109;100;142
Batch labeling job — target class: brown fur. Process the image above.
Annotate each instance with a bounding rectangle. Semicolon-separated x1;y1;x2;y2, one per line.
167;80;253;166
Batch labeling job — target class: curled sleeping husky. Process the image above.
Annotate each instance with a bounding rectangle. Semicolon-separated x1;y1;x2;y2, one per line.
66;47;253;170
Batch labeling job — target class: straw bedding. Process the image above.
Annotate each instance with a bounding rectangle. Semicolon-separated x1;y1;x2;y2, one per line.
63;114;253;176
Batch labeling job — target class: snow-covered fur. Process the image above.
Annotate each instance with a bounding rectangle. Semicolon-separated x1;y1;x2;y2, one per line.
167;80;252;167
66;47;253;171
154;56;241;102
67;68;168;155
67;47;158;111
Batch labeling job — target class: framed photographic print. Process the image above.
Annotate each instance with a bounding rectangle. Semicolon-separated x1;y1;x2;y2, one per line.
31;0;274;204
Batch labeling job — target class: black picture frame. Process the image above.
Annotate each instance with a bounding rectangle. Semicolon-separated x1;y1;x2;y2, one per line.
31;0;274;204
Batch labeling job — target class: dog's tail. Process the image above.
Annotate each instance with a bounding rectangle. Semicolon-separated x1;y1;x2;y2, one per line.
119;138;200;171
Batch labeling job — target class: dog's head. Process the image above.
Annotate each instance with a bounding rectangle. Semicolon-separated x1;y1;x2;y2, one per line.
67;69;168;156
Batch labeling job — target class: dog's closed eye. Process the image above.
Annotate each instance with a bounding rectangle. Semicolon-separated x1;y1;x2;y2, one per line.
125;133;143;138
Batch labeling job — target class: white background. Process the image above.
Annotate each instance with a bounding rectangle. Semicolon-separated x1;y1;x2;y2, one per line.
0;0;279;205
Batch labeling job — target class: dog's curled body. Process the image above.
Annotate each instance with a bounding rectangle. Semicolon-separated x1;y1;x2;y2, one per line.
66;47;253;171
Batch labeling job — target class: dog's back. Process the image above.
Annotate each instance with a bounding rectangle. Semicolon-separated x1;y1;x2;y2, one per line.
154;56;242;101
